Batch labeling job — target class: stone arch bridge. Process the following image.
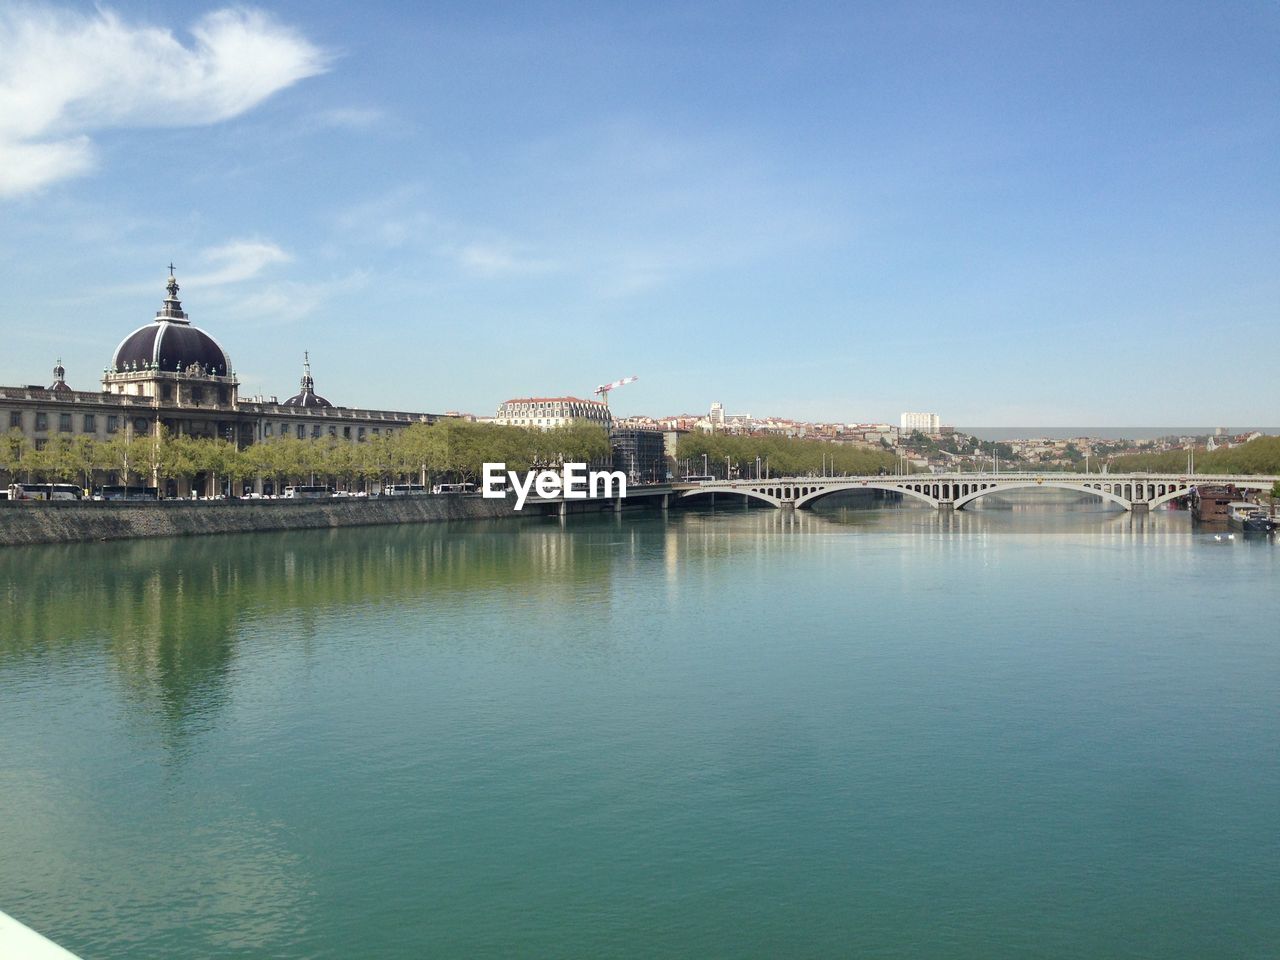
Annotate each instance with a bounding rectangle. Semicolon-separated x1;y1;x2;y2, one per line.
672;473;1278;512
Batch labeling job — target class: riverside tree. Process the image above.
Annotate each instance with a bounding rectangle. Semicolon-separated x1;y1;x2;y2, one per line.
1110;436;1280;476
0;418;617;494
677;432;898;479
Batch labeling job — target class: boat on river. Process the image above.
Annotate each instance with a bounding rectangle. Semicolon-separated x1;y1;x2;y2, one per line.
1227;502;1277;534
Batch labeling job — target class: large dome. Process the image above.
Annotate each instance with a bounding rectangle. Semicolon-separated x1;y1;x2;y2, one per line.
110;274;231;376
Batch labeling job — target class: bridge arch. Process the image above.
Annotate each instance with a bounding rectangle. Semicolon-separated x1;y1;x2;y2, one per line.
1144;484;1193;511
677;486;782;508
952;480;1131;511
794;482;939;510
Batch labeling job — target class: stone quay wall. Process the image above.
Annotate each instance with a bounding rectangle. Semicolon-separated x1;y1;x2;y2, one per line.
0;496;548;547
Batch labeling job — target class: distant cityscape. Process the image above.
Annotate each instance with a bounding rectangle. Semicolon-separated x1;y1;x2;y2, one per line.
479;393;1269;475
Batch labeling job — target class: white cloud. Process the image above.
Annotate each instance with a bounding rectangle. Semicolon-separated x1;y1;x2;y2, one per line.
332;186;443;249
0;4;328;198
315;107;385;130
456;242;558;278
212;270;372;328
0;136;94;195
187;240;292;286
63;239;290;305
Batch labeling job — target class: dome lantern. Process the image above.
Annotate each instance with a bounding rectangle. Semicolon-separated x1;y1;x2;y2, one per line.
49;358;70;392
283;351;332;408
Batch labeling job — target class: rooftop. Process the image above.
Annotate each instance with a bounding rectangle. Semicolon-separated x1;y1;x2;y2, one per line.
501;396;604;405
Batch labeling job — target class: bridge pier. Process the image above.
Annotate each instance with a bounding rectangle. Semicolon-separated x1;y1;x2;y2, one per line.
1131;502;1149;514
937;501;954;512
780;500;796;511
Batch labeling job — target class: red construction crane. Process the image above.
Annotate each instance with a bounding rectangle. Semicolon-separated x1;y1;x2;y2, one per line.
594;375;638;407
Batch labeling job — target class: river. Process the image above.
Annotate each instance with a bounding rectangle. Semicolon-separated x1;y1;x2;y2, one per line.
1;499;1277;958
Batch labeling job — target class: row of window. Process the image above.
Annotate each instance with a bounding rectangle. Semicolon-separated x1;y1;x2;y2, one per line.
500;403;607;419
503;417;572;426
9;411;124;434
263;422;391;441
7;410;396;442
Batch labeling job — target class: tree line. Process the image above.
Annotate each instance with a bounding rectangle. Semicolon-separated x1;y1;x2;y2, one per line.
676;432;900;478
1;419;612;493
1107;436;1280;476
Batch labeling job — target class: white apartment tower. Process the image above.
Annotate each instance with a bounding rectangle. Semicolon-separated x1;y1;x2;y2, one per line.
900;412;941;435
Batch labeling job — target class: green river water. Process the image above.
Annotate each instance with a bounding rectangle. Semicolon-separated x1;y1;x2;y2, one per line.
1;500;1277;958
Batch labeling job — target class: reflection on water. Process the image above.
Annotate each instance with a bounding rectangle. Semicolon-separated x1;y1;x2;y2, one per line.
2;519;625;743
0;503;1231;735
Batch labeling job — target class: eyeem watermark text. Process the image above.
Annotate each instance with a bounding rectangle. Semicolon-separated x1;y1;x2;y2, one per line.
482;463;627;510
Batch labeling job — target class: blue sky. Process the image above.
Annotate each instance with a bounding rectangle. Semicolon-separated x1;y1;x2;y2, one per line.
1;1;1276;425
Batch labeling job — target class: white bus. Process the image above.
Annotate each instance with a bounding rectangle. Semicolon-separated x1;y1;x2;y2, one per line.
385;484;428;496
8;483;84;501
282;485;333;499
431;482;476;495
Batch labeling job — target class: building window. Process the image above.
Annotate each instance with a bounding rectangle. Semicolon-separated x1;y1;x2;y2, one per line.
343;427;351;439
35;412;47;431
8;411;20;429
192;386;204;404
372;427;380;435
296;424;305;439
136;385;143;396
328;426;336;437
83;414;96;433
264;424;273;437
133;418;149;434
218;388;228;405
34;438;47;451
312;425;321;438
161;384;173;400
357;427;366;440
107;416;119;434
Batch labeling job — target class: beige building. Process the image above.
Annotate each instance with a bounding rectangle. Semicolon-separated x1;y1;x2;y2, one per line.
494;396;611;430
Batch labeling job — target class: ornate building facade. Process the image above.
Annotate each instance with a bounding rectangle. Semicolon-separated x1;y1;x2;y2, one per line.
2;271;447;492
494;396;611;430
